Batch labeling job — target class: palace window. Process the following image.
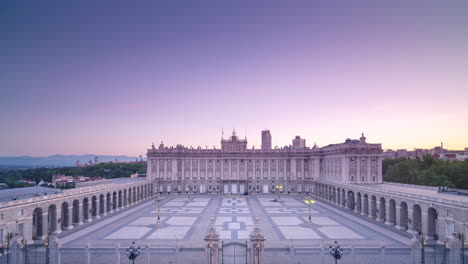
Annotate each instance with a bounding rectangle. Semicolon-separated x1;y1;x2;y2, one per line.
446;222;454;237
373;176;376;182
0;228;3;244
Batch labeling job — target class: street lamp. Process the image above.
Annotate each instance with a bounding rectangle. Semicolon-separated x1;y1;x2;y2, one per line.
207;229;214;264
275;185;283;201
126;241;141;264
304;196;315;224
154;196;163;225
329;240;343;264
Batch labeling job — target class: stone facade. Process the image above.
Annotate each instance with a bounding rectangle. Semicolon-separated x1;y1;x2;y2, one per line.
0;179;154;243
147;131;384;195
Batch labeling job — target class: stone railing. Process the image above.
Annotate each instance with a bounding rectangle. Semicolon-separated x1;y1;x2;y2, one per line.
316;180;468;208
0;179;153;209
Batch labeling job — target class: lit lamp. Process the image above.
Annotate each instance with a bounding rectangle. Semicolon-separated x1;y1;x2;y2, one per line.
304;196;315;224
154;196;163;225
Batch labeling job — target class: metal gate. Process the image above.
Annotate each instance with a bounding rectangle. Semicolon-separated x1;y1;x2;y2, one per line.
222;241;248;264
423;243;448;264
24;243;48;264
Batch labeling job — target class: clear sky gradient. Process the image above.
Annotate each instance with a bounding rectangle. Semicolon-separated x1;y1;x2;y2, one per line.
1;1;467;156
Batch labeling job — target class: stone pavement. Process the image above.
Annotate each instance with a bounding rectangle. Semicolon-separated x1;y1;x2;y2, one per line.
60;195;410;249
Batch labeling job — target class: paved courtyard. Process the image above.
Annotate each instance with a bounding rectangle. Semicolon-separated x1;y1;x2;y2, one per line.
60;195;410;249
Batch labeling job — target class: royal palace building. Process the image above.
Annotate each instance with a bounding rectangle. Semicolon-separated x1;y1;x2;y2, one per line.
147;130;384;195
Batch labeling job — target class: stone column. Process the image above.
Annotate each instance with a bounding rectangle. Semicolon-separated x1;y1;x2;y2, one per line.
85;239;91;264
48;235;61;264
250;218;265;264
115;240;120;264
395;206;404;230
10;235;21;264
385;203;392;225
146;242;151;264
447;235;462;264
409;233;422;264
204;218;220;264
421;212;432;240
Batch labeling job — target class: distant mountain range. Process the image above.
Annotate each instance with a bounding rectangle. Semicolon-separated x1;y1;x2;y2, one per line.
0;155;143;168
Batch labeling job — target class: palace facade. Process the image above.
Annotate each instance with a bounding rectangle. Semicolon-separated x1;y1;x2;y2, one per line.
147;130;384;195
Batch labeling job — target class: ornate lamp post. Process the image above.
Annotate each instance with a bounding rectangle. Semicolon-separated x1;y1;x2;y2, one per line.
329;240;343;264
44;232;50;264
304;196;315;224
154;196;163;225
126;241;141;264
207;229;214;264
275;185;283;201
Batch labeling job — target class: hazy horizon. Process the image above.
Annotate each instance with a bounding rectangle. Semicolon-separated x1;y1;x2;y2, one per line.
2;1;467;156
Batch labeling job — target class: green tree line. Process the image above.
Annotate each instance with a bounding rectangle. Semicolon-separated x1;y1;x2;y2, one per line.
0;163;147;189
383;155;468;190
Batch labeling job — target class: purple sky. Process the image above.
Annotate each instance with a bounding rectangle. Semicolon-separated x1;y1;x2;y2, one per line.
1;1;468;156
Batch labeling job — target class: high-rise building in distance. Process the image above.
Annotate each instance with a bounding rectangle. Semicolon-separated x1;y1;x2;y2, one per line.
292;136;306;149
261;130;272;150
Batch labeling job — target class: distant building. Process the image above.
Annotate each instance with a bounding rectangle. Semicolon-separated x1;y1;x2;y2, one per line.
94;156;99;164
396;149;408;158
75;160;81;167
292;136;306;149
261;130;272;150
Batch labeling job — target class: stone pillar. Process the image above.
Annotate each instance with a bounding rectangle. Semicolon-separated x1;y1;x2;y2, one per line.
447;235;462;264
146;242;151;264
385;203;392;225
421;212;432;240
85;239;91;264
115;240;120;264
289;239;295;263
204;218;220;264
10;235;21;264
395;206;404;230
49;235;61;264
250;218;265;264
409;233;422;264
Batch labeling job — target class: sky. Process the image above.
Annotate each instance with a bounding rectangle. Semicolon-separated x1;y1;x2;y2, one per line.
1;1;468;157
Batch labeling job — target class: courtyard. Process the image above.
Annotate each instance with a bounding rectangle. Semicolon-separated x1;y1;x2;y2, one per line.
60;195;410;249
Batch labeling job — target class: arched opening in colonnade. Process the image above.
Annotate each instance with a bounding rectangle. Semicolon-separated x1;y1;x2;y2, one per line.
378;197;386;222
332;187;336;203
61;202;69;230
106;193;111;213
133;187;136;202
48;204;57;233
347;191;355;210
363;194;369;215
341;189;345;207
427;207;438;240
82;198;89;222
412;204;422;233
92;196;97;218
112;192;117;210
72;199;80;226
128;188;132;204
99;194;105;215
336;188;341;205
124;189;128;206
118;190;122;208
32;207;43;239
370;196;377;218
356;193;362;213
399;202;408;230
388;199;396;225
